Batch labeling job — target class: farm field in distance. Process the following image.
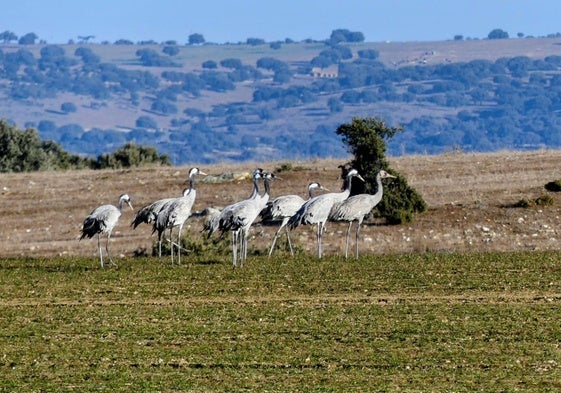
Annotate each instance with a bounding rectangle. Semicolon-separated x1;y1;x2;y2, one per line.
2;149;561;390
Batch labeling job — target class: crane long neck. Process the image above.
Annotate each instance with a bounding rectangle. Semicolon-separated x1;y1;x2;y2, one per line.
375;173;383;196
307;185;315;199
343;174;354;196
250;175;260;199
263;178;271;197
189;174;196;191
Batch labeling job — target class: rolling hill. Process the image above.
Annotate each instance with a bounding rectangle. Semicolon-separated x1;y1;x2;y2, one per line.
2;36;561;163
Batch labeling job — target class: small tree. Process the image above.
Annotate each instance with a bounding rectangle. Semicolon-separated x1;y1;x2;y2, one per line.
488;28;509;40
336;117;427;224
328;97;343;113
61;102;77;113
202;60;217;69
188;33;205;45
162;46;179;56
18;32;38;45
0;30;17;43
135;115;157;128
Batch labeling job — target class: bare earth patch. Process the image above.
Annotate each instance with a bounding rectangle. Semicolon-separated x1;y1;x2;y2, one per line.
1;149;560;259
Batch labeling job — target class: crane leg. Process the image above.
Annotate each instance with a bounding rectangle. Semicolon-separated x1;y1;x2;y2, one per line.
97;233;104;268
169;227;174;264
106;232;116;267
285;225;294;257
268;225;284;257
345;222;353;259
241;230;248;267
177;224;183;265
355;223;361;259
232;231;238;268
157;230;163;258
317;223;323;258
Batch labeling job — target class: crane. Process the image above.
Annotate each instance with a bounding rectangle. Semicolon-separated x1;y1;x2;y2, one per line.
329;170;396;258
131;187;190;231
261;182;328;257
80;193;133;268
152;167;207;264
288;169;364;258
131;188;190;257
204;168;263;267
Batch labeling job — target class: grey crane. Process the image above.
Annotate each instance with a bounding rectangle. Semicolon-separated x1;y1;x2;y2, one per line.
204;168;263;267
288;169;365;258
204;168;263;238
152;167;207;264
329;170;396;258
209;169;280;267
131;187;191;257
80;193;133;268
261;182;328;257
131;187;190;231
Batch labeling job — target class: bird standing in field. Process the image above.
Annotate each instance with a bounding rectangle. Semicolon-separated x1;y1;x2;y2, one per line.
288;169;365;258
261;182;328;257
216;170;278;267
329;170;396;258
153;167;207;264
208;168;263;267
204;168;263;239
80;193;133;268
207;168;278;267
131;187;190;257
131;187;189;230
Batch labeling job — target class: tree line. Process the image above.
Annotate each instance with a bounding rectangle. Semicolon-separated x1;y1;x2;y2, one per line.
0;120;170;172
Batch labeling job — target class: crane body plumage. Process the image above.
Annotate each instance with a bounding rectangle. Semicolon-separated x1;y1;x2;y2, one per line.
329;170;396;258
131;188;189;230
207;169;278;267
204;168;263;267
288;169;364;258
152;167;206;264
262;182;327;256
80;193;133;268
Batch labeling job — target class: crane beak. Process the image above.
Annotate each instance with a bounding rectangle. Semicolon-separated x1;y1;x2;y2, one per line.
127;201;134;211
357;174;366;182
199;171;208;176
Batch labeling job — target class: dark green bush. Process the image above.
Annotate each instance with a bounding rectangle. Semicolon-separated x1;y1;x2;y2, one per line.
336;117;427;224
93;142;171;169
535;194;554;206
545;180;561;192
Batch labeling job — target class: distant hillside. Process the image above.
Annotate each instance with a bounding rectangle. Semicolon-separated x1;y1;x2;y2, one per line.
2;37;561;164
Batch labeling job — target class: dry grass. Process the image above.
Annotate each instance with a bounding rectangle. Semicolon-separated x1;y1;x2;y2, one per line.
1;149;561;259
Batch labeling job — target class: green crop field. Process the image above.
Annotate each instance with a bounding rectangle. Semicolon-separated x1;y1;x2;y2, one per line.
1;251;561;391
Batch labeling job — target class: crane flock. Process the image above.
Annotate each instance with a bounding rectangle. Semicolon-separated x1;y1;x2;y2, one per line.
80;166;396;267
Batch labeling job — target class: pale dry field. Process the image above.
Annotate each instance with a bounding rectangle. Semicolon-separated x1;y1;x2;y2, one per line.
1;149;561;260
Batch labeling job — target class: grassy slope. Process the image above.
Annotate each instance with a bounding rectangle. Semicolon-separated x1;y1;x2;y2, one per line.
1;252;561;391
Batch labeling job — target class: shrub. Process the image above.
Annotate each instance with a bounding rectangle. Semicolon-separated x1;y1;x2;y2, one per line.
545;180;561;192
336;117;427;224
60;102;77;113
93;142;171;169
535;194;554;206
